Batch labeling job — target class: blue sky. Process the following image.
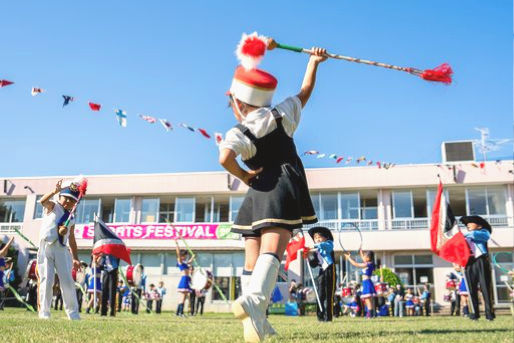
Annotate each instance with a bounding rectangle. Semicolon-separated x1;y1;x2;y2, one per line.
0;1;512;177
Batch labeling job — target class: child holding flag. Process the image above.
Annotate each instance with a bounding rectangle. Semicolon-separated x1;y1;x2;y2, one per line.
37;179;82;320
460;215;495;321
219;32;327;342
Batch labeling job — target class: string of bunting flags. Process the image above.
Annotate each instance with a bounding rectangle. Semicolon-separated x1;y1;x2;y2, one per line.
1;77;396;168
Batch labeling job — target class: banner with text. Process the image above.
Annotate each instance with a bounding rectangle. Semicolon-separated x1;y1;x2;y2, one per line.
75;223;239;240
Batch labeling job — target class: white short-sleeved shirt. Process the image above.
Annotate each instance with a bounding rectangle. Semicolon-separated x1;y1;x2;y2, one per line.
219;96;302;161
39;200;75;245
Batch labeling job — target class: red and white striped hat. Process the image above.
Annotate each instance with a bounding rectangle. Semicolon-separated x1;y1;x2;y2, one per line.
229;66;277;107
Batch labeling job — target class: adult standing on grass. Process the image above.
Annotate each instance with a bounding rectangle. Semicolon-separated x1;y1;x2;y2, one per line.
100;253;120;317
37;179;81;320
219;32;326;342
393;284;405;317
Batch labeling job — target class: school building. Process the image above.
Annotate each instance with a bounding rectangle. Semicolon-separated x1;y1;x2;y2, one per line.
1;160;513;311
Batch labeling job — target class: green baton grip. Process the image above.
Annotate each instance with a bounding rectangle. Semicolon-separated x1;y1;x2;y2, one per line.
276;43;304;53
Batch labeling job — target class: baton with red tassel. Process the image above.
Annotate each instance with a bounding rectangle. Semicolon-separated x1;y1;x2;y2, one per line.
237;32;453;84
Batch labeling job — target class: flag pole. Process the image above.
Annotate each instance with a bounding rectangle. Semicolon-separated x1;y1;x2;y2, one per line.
299;230;323;313
93;212;97;315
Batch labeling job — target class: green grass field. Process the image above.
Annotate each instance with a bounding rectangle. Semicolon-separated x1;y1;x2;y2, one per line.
0;308;512;343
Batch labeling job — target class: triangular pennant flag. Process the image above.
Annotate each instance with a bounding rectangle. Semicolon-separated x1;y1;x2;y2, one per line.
214;132;223;145
31;87;44;96
367;161;373;166
198;128;211;139
89;102;101;111
345;157;353;164
336;157;344;163
329;154;337;159
62;95;74;107
0;80;14;87
115;109;127;127
377;162;382;169
316;153;326;159
356;156;366;163
139;114;156;124
159;119;173;132
303;150;319;156
180;123;195;132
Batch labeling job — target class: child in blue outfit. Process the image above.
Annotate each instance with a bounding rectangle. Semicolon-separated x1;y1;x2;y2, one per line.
175;240;194;317
460;215;495;321
346;249;376;318
308;226;335;322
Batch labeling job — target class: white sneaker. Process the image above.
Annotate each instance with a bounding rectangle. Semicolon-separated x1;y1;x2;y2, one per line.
233;296;266;343
39;312;51;320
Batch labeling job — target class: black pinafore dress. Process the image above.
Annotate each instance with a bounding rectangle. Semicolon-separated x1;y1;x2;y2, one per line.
231;108;318;237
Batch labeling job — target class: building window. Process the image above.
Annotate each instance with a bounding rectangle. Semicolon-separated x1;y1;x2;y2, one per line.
448;188;466;217
195;196;215;223
467;187;506;216
141;198;159;223
320;193;338;220
34;195;44;219
360;190;378;220
394;254;434;293
114;198;131;223
412;189;427;218
229;196;244;222
175;197;195;222
339;193;359;220
392;191;413;218
75;199;100;224
0;199;25;223
159;197;175;223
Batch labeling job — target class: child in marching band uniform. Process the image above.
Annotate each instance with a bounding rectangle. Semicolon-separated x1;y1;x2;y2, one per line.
460;215;495;321
175;240;194;317
404;288;414;316
86;255;102;314
345;250;376;318
220;34;327;342
37;179;82;320
156;281;166;314
308;226;336;322
453;264;469;317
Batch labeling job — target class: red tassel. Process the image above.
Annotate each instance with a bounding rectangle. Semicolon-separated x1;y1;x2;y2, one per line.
241;36;267;58
78;179;88;197
421;63;453;84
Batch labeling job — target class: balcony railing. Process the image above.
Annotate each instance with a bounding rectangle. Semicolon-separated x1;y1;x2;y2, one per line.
0;223;22;234
304;215;512;232
391;218;430;230
305;219;379;231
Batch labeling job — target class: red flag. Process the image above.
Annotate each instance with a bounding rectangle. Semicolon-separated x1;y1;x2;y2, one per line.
0;80;14;87
336;157;344;164
198;128;211;139
430;181;470;266
89;102;101;111
93;219;132;264
285;236;306;271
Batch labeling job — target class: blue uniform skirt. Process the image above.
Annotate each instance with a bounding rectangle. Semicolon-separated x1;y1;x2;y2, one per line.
458;279;468;295
405;300;414;308
361;279;376;299
177;275;191;293
88;277;102;293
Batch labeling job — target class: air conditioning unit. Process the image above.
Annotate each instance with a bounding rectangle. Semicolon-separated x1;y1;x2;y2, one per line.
441;141;475;162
